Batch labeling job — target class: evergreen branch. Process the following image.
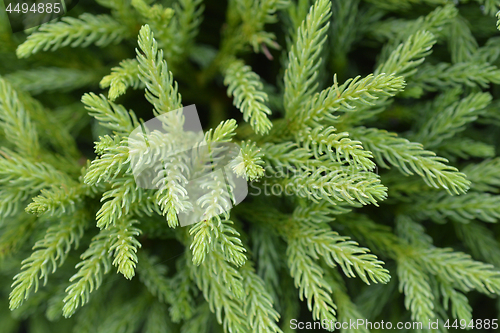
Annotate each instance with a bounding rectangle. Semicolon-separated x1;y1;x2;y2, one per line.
0;78;39;157
174;0;205;54
169;259;195;322
477;0;500;16
435;138;495;161
284;0;331;119
194;246;245;299
370;4;457;44
350;127;470;195
0;189;26;217
229;141;265;181
286;0;316;36
375;30;436;78
462;158;500;192
408;192;500;223
143;302;173;333
498;9;500;30
137;252;174;304
204;119;238;143
217;222;247;266
108;219;142;279
153;153;192;228
94;135;120;156
16;14;130;58
261;141;315;171
480;99;500;126
131;0;180;63
293;200;352;221
136;24;182;116
70;288;110;331
96;177;144;229
9;213;88;310
447;16;478;64
396;256;435;323
96;292;148;333
292;73;405;129
83;140;129;185
100;59;144;102
472;36;500;64
0;149;77;198
133;0;201;66
336;213;402;258
285;217;390;285
62;228;116;317
238;0;290;51
260;141;347;174
251;226;282;305
189;250;248;333
0;215;36;259
141;120;237;229
14;88;80;160
410;62;500;93
330;0;363;65
25;183;96;216
223;58;272;135
180;303;213;333
440;281;473;322
241;263;283;333
189;217;247;266
415;247;500;294
336;29;438;121
131;0;173;25
395;215;433;248
299;126;376;171
286;235;337;322
455;222;500;268
279;166;387;206
6;67;99;95
328;271;370;333
413;92;492;148
125;129;186;178
82;93;139;134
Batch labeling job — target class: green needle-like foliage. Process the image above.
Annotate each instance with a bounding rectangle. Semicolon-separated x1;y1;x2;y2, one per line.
9;213;88;310
224;58;273;135
397;256;435;323
99;59;144;102
16;14;132;58
284;0;332;124
351;127;470;195
2;0;500;332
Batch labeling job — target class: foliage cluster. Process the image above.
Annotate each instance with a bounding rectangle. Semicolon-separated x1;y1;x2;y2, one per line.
2;0;500;332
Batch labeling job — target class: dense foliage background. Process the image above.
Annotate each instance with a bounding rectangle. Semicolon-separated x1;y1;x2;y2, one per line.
2;0;500;332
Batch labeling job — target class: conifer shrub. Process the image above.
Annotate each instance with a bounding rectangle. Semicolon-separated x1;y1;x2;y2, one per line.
2;0;500;332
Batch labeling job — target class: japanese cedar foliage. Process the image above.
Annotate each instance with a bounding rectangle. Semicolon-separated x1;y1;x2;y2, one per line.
2;0;500;332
